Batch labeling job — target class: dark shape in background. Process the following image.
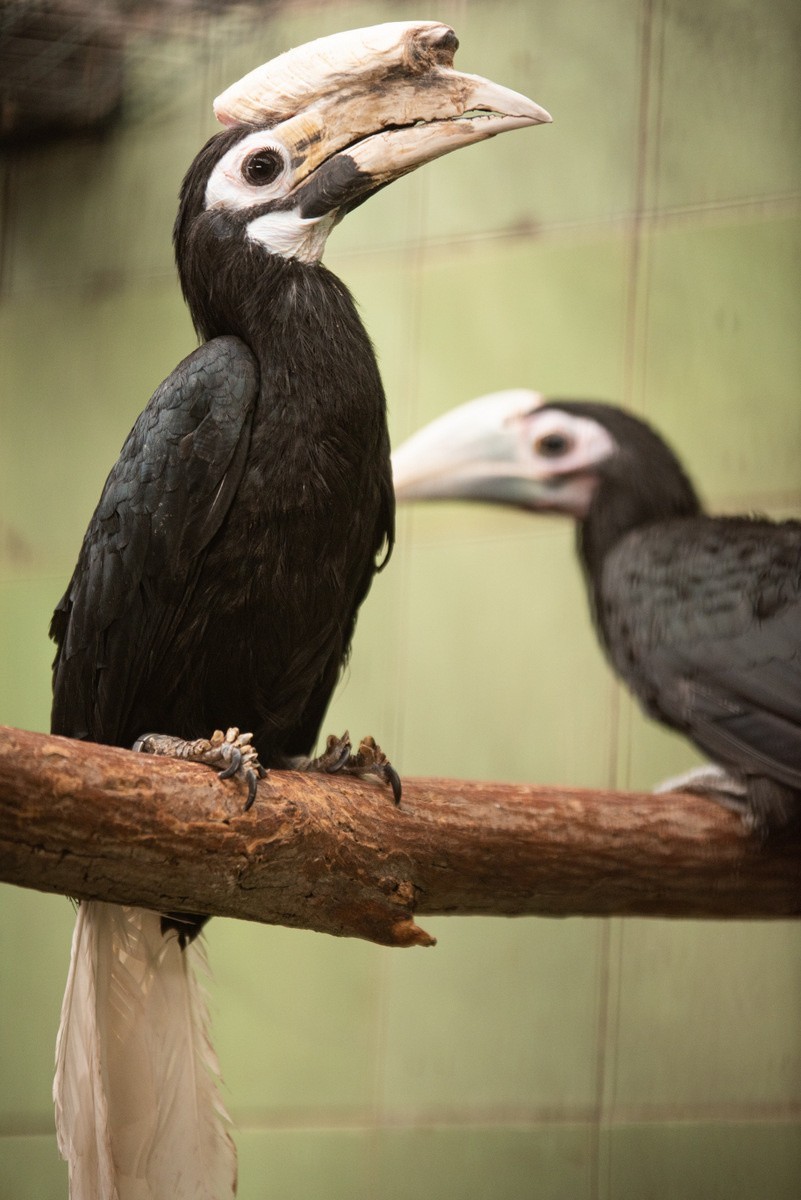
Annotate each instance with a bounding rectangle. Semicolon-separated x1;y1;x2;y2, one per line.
0;0;125;142
0;0;285;144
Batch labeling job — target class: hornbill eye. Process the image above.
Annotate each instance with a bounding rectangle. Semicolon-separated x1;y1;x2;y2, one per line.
535;432;573;457
243;148;284;187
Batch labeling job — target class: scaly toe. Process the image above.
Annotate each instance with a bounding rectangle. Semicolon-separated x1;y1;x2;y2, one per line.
345;735;402;804
133;727;267;810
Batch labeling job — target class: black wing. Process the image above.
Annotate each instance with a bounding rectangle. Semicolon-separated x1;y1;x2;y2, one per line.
275;414;395;759
600;516;801;786
51;336;259;745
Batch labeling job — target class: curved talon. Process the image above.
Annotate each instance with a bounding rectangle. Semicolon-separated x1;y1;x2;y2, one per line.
217;747;242;781
294;730;402;804
241;768;266;816
354;758;402;805
324;734;353;774
131;727;266;811
240;759;269;812
243;769;258;811
292;732;353;776
386;765;402;806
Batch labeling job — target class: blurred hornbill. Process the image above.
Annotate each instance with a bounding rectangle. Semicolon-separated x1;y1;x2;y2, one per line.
50;24;550;1200
393;392;801;835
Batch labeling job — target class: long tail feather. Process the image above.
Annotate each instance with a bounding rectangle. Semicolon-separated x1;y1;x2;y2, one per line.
54;902;237;1200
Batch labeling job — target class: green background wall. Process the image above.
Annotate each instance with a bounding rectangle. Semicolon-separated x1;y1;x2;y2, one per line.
1;1;800;1196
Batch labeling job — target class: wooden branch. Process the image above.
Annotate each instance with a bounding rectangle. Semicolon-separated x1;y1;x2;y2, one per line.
0;724;798;946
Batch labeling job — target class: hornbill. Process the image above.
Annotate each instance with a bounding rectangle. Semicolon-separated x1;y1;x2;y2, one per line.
392;392;801;835
49;24;551;1200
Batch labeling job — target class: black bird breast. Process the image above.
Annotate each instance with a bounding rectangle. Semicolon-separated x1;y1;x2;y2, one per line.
596;515;801;787
51;289;394;766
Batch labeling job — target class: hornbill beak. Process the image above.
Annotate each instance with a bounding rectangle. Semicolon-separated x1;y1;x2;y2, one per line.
213;21;551;217
392;390;547;505
393;391;621;517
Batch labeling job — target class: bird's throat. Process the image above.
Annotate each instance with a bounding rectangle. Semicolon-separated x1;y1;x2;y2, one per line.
246;208;338;265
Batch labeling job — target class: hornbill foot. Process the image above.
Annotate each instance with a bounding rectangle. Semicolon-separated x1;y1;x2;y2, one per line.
290;730;402;805
133;726;267;811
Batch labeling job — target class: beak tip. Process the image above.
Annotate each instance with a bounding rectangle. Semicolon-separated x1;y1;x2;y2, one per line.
525;101;552;126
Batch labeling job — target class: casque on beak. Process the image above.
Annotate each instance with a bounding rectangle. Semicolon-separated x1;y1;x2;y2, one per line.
213;21;552;215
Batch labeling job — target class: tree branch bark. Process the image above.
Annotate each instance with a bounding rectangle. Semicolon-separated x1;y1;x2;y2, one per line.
0;724;798;946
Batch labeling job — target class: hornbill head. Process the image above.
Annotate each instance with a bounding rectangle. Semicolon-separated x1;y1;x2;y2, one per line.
392;393;697;520
175;22;550;335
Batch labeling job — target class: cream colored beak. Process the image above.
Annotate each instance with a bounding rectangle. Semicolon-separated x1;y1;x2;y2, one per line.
212;22;551;205
392;391;545;502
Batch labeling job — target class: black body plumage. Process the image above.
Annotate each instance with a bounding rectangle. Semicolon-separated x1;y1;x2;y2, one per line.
50;126;394;878
548;402;801;832
49;33;553;1197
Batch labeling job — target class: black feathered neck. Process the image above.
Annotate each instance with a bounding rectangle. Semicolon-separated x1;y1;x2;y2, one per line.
170;124;392;539
173;124;353;349
171;125;380;410
543;401;702;581
174;125;258;340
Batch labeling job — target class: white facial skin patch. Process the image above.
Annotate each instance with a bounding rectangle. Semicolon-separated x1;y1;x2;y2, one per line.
204;129;338;264
520;409;617;480
392;394;620;515
205;130;292;210
245;209;337;264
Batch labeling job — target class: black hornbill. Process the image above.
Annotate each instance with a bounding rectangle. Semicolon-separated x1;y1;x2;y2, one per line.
392;392;801;835
50;24;550;1200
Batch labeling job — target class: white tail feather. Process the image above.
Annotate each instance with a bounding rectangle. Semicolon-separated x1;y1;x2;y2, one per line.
54;902;237;1200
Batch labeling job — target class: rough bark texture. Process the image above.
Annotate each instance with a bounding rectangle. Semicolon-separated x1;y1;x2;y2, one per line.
0;724;798;946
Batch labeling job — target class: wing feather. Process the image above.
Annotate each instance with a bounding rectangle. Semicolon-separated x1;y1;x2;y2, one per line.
601;516;801;783
51;336;259;745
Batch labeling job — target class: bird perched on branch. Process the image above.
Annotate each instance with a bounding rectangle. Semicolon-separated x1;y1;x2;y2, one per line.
393;392;801;835
49;24;550;1200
